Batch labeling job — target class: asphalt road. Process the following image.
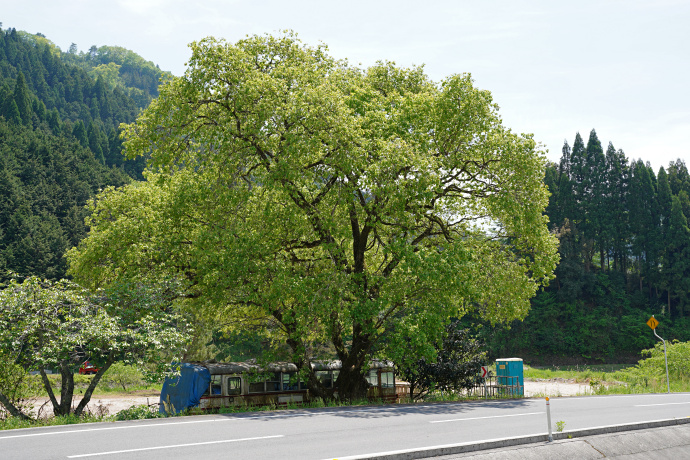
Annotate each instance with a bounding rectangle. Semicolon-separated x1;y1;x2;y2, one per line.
2;393;689;460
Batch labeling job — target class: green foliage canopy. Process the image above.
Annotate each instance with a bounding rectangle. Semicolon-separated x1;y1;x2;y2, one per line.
69;33;558;399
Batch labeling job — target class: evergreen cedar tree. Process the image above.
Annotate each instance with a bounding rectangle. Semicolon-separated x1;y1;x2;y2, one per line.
0;26;166;181
490;130;690;365
0;25;168;282
68;33;558;401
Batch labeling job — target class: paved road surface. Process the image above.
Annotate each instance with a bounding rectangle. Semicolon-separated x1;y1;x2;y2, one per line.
2;393;688;459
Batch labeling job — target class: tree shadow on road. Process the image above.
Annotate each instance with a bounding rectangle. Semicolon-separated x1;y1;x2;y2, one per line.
216;398;539;422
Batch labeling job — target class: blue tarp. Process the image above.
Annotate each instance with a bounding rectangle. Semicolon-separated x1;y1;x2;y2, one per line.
159;363;211;414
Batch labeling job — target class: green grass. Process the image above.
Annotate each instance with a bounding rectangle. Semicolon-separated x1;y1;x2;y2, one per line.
524;364;627;383
31;373;160;398
524;363;690;394
0;413;112;431
524;364;628;380
596;372;690;394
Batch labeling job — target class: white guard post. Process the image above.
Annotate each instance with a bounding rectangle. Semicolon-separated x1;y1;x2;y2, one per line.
546;397;553;442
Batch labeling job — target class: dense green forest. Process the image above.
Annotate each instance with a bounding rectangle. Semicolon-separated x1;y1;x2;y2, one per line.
0;25;686;365
478;130;690;364
0;25;167;280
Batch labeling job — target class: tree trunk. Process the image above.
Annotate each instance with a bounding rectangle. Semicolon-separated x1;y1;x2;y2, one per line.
648;281;653;300
334;363;369;401
74;358;114;416
274;309;337;402
39;368;60;413
55;362;75;416
0;391;30;420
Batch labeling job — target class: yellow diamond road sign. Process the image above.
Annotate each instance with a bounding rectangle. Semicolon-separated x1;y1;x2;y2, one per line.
646;316;659;330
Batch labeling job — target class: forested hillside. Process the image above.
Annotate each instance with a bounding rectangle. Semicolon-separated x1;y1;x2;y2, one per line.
478;130;690;364
0;25;166;280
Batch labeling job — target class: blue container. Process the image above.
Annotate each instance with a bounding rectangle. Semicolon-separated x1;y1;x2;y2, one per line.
495;358;524;396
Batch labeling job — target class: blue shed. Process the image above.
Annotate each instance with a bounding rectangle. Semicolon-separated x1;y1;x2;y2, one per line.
495;358;524;396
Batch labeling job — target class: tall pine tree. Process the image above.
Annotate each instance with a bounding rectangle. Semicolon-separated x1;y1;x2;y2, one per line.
661;195;690;317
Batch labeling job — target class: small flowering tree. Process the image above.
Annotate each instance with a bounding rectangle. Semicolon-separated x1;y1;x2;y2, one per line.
0;276;189;418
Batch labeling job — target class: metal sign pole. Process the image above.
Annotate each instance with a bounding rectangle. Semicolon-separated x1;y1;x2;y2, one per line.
647;315;670;394
653;329;671;394
479;366;489;399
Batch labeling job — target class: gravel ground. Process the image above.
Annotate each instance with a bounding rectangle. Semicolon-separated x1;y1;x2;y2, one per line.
523;378;594;397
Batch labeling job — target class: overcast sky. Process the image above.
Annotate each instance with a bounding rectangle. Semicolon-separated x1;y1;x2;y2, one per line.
3;0;689;171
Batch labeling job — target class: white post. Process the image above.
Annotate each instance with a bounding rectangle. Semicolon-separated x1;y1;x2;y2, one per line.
546;397;553;442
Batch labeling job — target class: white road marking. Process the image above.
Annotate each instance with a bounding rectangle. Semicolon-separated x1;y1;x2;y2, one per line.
66;434;284;458
0;418;235;440
635;402;690;407
563;393;690;401
0;404;488;441
430;412;543;423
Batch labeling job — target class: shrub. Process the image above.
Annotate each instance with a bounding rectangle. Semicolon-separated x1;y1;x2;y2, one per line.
617;340;690;389
0;353;42;419
397;322;487;401
115;404;162;421
101;363;144;391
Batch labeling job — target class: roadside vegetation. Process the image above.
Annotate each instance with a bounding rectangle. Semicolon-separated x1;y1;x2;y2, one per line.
0;363;159;427
3;340;689;430
525;340;690;394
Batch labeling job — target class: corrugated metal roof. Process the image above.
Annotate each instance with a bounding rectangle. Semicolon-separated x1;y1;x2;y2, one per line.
192;360;394;375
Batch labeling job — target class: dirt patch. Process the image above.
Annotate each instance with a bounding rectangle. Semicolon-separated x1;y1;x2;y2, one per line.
31;394;160;417
524;378;593;397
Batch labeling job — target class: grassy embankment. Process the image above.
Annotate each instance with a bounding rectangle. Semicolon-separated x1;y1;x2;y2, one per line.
524;341;690;395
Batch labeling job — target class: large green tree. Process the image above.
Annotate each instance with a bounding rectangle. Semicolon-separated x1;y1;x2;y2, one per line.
69;33;558;400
